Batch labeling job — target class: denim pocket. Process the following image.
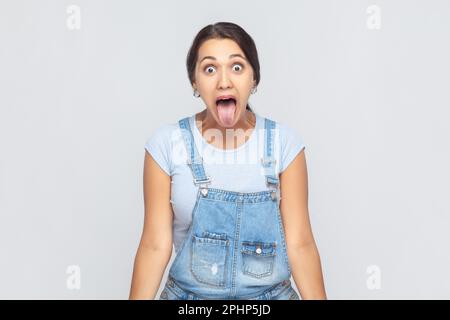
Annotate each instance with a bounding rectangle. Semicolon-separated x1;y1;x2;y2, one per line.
241;241;276;278
191;232;229;287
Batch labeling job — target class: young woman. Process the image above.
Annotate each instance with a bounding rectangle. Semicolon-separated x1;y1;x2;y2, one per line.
129;22;327;300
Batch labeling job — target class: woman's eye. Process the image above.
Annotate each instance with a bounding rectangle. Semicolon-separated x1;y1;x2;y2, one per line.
205;66;216;74
204;63;243;74
232;64;243;72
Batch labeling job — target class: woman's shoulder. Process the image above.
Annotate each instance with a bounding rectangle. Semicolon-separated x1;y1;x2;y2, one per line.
276;120;302;141
144;120;185;176
145;119;184;144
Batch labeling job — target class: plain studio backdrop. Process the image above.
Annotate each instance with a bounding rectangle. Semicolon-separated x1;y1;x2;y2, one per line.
1;0;449;299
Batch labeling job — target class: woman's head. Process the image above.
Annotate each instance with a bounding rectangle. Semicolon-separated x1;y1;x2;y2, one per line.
186;22;260;128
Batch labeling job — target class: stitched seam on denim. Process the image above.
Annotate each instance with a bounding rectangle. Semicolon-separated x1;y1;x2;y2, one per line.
230;201;243;298
169;277;206;300
206;188;274;196
241;279;285;300
165;286;183;299
271;284;291;299
289;288;300;300
201;197;274;204
179;118;211;189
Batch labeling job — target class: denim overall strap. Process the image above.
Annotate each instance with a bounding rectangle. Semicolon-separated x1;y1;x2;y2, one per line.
261;118;279;198
178;117;211;194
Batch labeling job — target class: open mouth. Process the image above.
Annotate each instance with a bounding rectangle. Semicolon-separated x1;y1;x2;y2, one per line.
215;97;237;106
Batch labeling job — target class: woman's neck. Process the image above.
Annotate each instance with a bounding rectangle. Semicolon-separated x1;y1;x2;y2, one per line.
195;109;256;150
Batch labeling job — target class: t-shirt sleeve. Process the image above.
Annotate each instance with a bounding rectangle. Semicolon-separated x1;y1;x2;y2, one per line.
144;124;174;176
279;123;306;173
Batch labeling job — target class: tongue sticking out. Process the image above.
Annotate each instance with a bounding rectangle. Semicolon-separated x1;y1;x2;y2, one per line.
216;99;236;126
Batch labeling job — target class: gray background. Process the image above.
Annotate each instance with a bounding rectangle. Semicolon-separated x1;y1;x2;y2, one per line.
1;0;449;299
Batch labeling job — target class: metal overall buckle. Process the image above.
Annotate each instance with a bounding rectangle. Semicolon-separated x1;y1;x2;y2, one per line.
186;157;211;197
193;176;211;197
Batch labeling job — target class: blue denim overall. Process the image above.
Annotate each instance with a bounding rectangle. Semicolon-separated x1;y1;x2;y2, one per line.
159;116;300;300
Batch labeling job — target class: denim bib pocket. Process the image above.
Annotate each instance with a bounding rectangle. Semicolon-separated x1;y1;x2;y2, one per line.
241;241;276;278
190;232;229;287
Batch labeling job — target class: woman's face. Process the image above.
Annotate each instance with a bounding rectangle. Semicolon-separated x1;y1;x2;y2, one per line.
193;38;255;128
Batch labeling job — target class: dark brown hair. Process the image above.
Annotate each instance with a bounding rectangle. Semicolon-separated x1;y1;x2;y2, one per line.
186;22;260;113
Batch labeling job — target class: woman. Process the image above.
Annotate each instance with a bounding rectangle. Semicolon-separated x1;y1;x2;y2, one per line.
129;22;326;300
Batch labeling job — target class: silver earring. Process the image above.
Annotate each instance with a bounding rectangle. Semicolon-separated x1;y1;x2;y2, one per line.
193;89;200;97
251;86;257;94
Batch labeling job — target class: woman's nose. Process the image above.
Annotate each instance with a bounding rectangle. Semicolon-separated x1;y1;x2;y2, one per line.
218;70;232;89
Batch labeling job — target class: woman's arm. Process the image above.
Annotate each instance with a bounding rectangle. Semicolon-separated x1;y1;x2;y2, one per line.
129;151;174;299
279;149;327;299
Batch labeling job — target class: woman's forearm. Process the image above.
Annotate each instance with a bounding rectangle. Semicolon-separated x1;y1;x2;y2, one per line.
288;242;327;299
129;244;172;300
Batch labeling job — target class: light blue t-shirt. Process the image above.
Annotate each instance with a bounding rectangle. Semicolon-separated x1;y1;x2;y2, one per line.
144;112;306;253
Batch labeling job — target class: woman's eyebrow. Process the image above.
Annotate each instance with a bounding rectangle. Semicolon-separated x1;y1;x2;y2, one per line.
199;54;247;63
